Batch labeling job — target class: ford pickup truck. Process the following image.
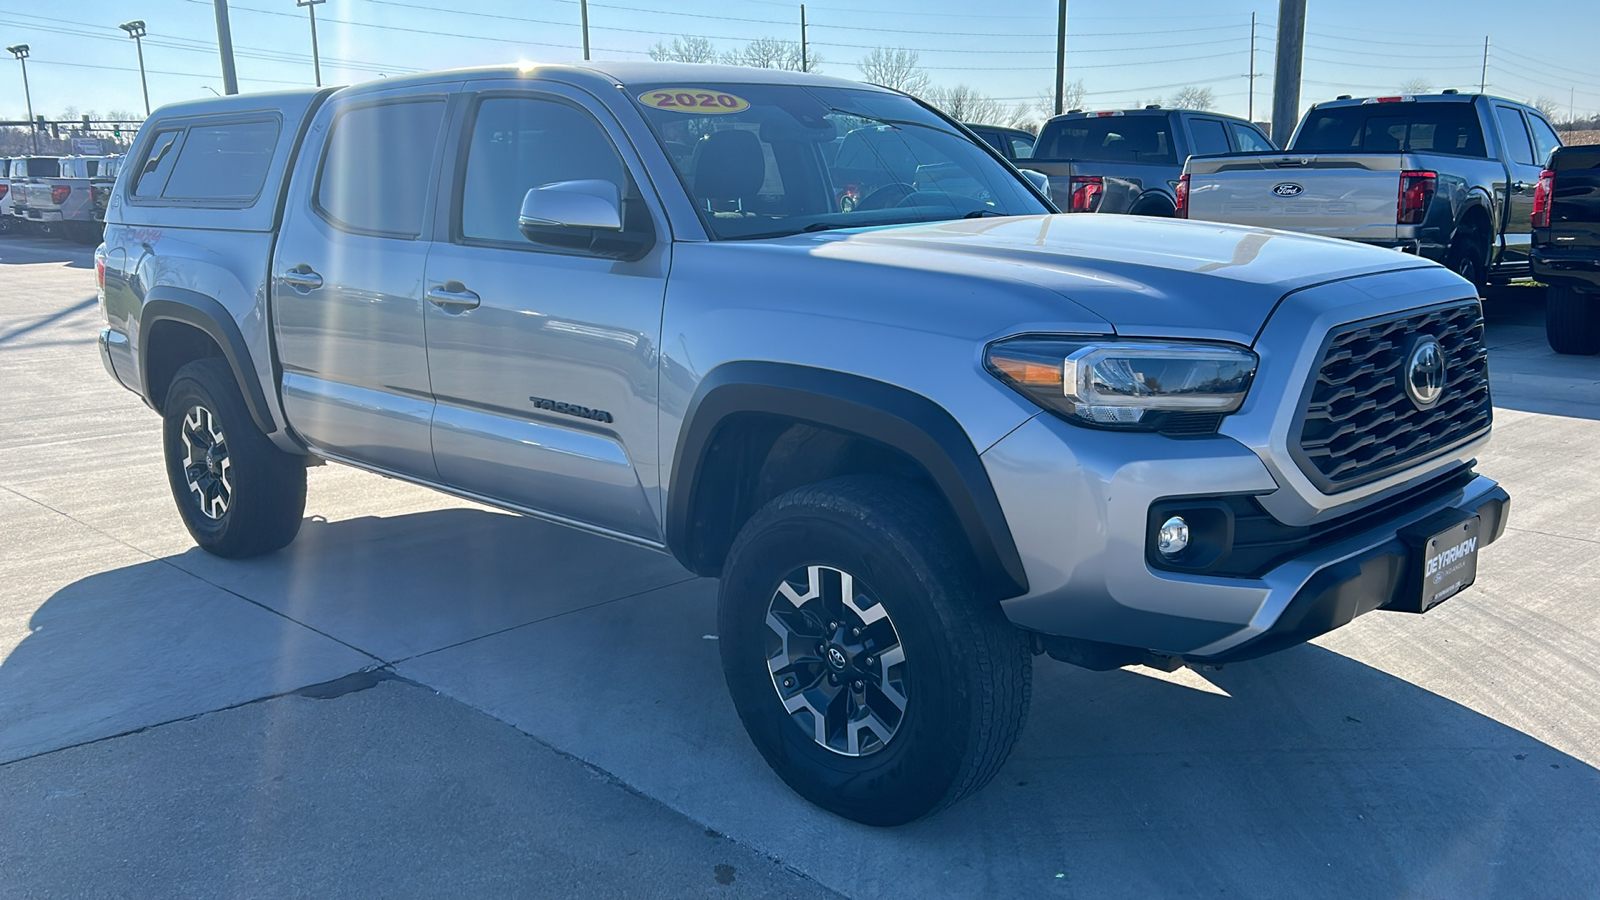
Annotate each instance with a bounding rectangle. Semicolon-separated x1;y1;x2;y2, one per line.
1533;145;1600;354
1182;93;1562;294
96;63;1509;825
1026;107;1276;215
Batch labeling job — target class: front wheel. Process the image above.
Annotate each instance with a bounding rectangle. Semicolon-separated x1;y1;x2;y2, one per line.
1446;230;1489;296
162;357;306;557
1547;285;1600;355
718;476;1032;826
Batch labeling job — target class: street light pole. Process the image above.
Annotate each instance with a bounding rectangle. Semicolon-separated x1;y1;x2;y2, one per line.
296;0;325;87
120;21;151;116
6;44;36;154
213;0;240;94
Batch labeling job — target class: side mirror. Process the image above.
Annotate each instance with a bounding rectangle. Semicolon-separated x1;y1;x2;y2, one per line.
1019;168;1050;194
517;179;655;260
519;179;623;232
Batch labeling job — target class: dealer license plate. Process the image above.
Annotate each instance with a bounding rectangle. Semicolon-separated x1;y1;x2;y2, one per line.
1418;516;1481;612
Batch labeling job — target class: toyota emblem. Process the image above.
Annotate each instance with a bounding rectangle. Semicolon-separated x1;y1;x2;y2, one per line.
1403;336;1447;410
1271;182;1304;197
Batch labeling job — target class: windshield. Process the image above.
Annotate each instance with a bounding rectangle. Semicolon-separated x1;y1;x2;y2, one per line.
631;83;1048;240
1034;116;1176;164
1292;104;1487;157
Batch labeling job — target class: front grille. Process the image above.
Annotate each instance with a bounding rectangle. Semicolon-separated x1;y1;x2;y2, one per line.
1294;303;1491;492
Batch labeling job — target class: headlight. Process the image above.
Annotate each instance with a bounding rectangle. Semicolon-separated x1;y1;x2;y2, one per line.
984;337;1258;431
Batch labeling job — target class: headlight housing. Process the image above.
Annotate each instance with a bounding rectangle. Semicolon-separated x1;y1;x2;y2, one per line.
984;336;1258;432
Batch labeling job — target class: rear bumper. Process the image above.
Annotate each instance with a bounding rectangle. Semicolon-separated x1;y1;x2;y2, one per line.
1532;244;1600;292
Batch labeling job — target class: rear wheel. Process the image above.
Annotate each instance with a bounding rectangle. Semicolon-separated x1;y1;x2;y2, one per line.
1546;285;1600;355
718;476;1032;826
162;357;306;557
1446;229;1489;296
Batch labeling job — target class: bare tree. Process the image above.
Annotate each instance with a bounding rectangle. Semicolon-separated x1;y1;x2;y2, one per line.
1533;95;1562;123
1168;86;1217;111
1399;77;1433;95
858;47;930;95
923;84;1007;124
648;35;717;64
1033;79;1088;119
723;37;817;72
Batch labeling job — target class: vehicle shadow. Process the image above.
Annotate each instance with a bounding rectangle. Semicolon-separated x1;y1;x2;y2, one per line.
0;234;96;268
4;507;1596;898
1482;284;1600;421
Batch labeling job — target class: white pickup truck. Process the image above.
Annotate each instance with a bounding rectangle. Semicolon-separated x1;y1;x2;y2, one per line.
1181;94;1562;293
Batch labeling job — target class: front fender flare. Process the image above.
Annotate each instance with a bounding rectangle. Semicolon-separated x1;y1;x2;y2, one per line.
666;361;1029;599
139;288;277;435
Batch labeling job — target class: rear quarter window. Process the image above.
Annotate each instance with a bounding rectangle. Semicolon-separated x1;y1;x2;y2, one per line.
161;120;280;201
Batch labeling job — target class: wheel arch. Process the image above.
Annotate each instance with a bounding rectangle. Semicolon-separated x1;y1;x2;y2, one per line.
1129;189;1177;217
665;361;1029;600
139;288;278;435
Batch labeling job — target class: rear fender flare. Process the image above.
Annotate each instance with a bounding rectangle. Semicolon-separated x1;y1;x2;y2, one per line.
138;288;277;435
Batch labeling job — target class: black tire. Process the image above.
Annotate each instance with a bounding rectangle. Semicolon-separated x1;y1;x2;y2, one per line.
1546;285;1600;355
1446;229;1489;296
162;357;306;557
718;476;1031;826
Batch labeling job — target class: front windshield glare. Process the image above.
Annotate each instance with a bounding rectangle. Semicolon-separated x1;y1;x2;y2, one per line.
632;83;1049;240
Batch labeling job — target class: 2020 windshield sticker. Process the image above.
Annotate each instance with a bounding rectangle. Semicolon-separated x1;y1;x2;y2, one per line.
637;89;751;114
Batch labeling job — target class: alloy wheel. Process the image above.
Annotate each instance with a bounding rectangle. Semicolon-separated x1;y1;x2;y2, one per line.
180;405;232;519
765;564;908;756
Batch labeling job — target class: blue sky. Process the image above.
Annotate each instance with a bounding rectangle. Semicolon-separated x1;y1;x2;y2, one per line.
2;0;1596;124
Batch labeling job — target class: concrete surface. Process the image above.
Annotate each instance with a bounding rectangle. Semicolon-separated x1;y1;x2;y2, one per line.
3;234;1599;898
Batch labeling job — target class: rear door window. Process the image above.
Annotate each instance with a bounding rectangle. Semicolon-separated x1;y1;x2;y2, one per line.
1527;115;1562;166
1188;119;1231;157
161;120;280;201
1495;106;1535;165
316;99;447;237
133;131;184;197
1009;135;1034;159
1229;122;1274;152
457;95;628;245
1035;116;1176;164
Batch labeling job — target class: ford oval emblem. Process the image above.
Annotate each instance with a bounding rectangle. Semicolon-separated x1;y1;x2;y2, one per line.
1272;182;1305;197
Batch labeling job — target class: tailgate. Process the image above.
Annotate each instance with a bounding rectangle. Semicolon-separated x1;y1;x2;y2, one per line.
25;183;57;210
1186;153;1402;242
1550;147;1600;248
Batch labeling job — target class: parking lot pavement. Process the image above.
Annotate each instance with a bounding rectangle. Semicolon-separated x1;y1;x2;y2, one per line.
3;235;1598;898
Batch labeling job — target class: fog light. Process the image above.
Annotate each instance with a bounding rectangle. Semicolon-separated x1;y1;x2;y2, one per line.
1158;516;1189;557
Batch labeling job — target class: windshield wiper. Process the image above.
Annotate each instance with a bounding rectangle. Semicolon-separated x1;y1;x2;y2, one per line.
963;209;1006;218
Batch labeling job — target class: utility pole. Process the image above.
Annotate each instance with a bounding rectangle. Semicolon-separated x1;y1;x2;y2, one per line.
296;0;325;87
6;44;36;154
213;0;239;94
120;21;151;115
1271;0;1306;146
580;0;590;61
800;4;808;73
1479;35;1489;94
1053;0;1067;115
1248;12;1257;123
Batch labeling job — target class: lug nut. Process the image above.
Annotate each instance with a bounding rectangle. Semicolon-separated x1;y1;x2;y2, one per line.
863;656;874;667
782;676;794;689
828;673;839;685
828;621;838;631
852;680;864;691
851;627;861;637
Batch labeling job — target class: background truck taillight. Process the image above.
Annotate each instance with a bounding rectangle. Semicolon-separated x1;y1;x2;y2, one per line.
1175;174;1190;218
1397;170;1436;225
51;184;71;205
0;184;8;200
1068;175;1104;213
1531;169;1555;228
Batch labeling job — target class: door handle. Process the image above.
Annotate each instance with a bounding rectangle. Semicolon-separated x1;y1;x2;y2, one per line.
427;283;481;310
282;266;323;290
1512;181;1532;193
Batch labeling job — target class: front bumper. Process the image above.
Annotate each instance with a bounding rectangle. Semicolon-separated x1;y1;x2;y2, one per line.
981;411;1506;662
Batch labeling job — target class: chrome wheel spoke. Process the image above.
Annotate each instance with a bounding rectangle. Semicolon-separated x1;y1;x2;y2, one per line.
179;405;231;520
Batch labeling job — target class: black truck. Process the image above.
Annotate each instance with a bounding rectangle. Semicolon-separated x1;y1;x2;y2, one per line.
1533;145;1600;354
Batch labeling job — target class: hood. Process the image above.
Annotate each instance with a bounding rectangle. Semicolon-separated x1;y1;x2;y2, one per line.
786;214;1442;345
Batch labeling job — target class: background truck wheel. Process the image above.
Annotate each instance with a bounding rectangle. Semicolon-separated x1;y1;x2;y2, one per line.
1446;230;1488;296
1546;286;1600;355
717;475;1032;826
162;357;306;557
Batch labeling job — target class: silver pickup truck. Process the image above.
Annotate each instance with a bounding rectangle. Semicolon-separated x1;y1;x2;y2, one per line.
96;63;1508;825
1183;94;1563;292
